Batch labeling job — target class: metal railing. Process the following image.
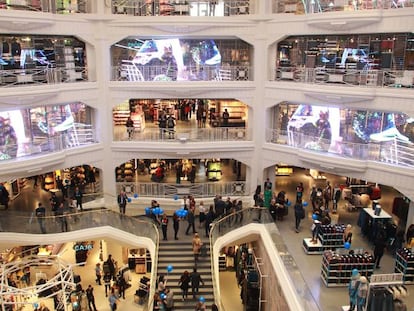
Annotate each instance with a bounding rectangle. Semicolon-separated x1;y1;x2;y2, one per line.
114;126;249;142
0;66;88;88
0;127;97;162
209;207;319;311
273;0;413;13
116;181;249;198
274;67;414;88
267;128;414;168
0;0;91;13
112;63;252;82
111;0;252;16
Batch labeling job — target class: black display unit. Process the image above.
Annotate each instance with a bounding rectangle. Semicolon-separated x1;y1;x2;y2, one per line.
321;250;375;287
395;248;414;283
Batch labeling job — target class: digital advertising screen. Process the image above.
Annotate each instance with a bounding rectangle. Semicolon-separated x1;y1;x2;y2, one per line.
115;38;222;81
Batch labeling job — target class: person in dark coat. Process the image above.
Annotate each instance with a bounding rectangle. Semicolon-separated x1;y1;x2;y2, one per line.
190;268;204;299
205;205;215;237
173;212;180;240
185;208;195;235
373;230;387;269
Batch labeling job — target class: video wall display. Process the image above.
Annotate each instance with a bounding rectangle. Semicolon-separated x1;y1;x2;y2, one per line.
277;33;414;71
0;103;93;160
0;35;86;70
112;37;251;81
277;102;414;152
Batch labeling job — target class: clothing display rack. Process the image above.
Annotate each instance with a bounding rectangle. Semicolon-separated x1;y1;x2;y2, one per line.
366;273;406;311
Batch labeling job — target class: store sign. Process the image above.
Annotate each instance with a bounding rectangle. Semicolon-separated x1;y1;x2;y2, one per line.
73;243;93;252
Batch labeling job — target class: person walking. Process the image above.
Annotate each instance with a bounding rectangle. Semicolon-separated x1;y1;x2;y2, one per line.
190;267;204;299
192;233;203;263
198;201;206;229
178;270;190;301
35;202;46;234
105;254;116;281
103;272;111;297
56;202;68;232
108;289;120;311
85;285;98;311
205;205;215;238
173;212;180;240
373;230;387;269
161;213;168;241
95;263;102;285
117;190;128;215
185;207;196;235
74;187;83;211
294;199;305;233
165;288;174;311
126;116;134;140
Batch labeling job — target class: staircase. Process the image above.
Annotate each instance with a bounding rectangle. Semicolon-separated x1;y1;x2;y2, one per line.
157;226;214;310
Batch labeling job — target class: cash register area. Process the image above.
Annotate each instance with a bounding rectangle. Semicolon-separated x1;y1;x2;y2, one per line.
4;169;414;311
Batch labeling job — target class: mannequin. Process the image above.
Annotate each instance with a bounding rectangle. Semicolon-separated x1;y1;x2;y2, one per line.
356;276;368;311
348;268;360;311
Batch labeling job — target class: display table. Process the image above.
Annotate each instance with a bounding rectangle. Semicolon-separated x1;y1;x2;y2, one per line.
303;238;324;254
363;207;392;220
361;207;393;242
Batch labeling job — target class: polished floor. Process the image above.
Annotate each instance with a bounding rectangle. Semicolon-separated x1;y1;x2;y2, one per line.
5;168;414;310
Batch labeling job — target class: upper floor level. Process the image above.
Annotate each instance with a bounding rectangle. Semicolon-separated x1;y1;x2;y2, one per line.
0;0;413;16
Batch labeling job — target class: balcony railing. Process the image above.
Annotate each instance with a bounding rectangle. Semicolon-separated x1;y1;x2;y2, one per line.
0;0;91;13
112;63;252;82
116;181;249;198
273;0;413;13
0;125;97;162
267;128;414;168
210;208;319;311
274;67;414;88
0;66;88;88
111;0;252;16
114;127;249;142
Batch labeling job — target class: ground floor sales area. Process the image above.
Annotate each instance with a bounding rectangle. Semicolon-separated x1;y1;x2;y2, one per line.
1;167;414;310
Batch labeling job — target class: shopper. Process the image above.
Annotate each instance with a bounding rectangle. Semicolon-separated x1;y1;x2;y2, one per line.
0;182;9;210
105;254;116;281
205;205;215;237
161;213;168;241
85;285;97;311
178;270;190;301
373;230;387;269
126;116;134;140
190;267;204;299
35;202;46;234
296;182;304;201
323;181;332;211
347;269;360;311
185;207;196;235
294;199;305;233
74;187;83;211
108;289;120;311
211;303;219;311
332;183;342;213
195;298;207;311
192;233;203;263
164;288;174;311
56;202;68;232
173;212;180;240
103;272;111;297
95;263;102;285
117;190;128;215
198;200;206;229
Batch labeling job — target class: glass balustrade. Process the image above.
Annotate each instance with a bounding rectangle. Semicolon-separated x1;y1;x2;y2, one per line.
113;127;249;142
266;128;414;168
274;67;414;88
